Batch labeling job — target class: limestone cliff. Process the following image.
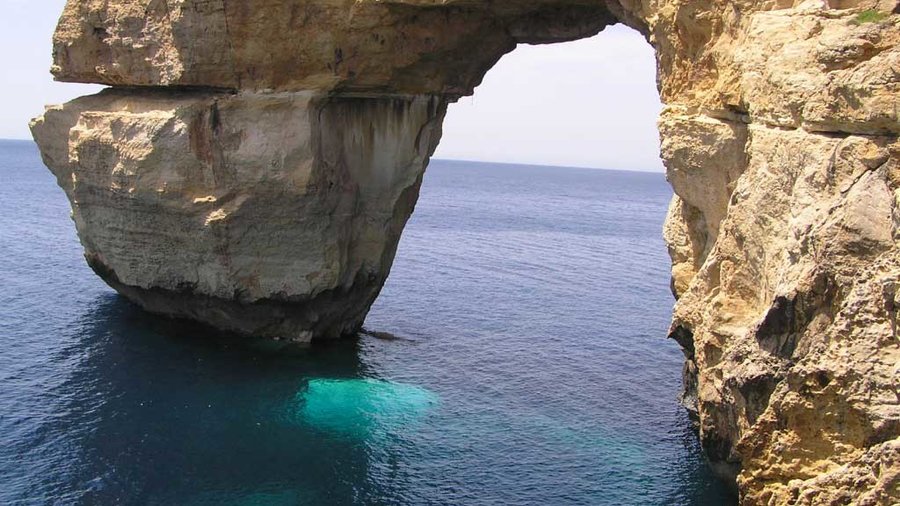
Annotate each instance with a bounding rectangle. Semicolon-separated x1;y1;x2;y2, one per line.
32;0;899;503
32;89;446;339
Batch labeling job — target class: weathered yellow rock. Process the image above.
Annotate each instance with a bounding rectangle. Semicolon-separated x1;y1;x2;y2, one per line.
32;0;900;503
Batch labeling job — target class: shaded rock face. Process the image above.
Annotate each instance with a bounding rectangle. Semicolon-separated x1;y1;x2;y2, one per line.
32;0;899;502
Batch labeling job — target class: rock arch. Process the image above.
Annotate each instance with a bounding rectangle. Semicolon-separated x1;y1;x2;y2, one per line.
31;1;899;502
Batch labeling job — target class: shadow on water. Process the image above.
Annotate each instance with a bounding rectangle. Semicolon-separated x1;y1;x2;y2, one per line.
17;294;435;505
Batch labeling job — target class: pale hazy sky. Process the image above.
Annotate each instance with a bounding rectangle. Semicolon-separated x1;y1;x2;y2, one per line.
1;1;663;172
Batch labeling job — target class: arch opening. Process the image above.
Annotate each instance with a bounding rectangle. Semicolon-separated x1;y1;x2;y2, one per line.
436;24;664;173
357;24;740;503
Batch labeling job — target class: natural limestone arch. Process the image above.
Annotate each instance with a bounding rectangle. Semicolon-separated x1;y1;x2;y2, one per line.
31;1;899;503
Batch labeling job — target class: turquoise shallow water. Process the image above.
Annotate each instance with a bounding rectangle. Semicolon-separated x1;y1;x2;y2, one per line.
0;139;735;505
295;379;439;437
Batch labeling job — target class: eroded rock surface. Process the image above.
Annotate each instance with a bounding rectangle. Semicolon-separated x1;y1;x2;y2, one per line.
32;0;899;503
32;89;446;339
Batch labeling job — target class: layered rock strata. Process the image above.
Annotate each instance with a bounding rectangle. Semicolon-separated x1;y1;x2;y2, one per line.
32;0;899;503
33;89;446;339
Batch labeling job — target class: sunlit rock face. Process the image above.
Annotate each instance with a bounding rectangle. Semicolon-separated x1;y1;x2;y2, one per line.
33;0;899;502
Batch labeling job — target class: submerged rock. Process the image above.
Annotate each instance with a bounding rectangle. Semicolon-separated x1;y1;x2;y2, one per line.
32;0;900;502
296;379;438;436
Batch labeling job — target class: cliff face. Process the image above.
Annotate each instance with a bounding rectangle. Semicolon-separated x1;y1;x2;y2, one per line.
32;89;446;339
32;0;899;503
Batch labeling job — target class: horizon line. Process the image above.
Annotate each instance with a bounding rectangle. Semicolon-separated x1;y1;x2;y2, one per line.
0;138;664;174
431;157;663;174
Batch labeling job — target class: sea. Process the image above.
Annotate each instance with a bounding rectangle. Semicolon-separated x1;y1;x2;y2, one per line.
0;139;735;505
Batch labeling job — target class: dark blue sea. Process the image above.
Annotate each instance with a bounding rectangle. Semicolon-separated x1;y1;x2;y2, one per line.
0;139;734;505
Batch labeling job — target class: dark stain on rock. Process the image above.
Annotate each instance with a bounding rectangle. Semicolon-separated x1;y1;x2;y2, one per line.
189;100;222;167
756;295;801;358
701;429;742;484
756;270;840;360
738;373;779;425
669;324;696;359
882;280;898;339
816;370;832;388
